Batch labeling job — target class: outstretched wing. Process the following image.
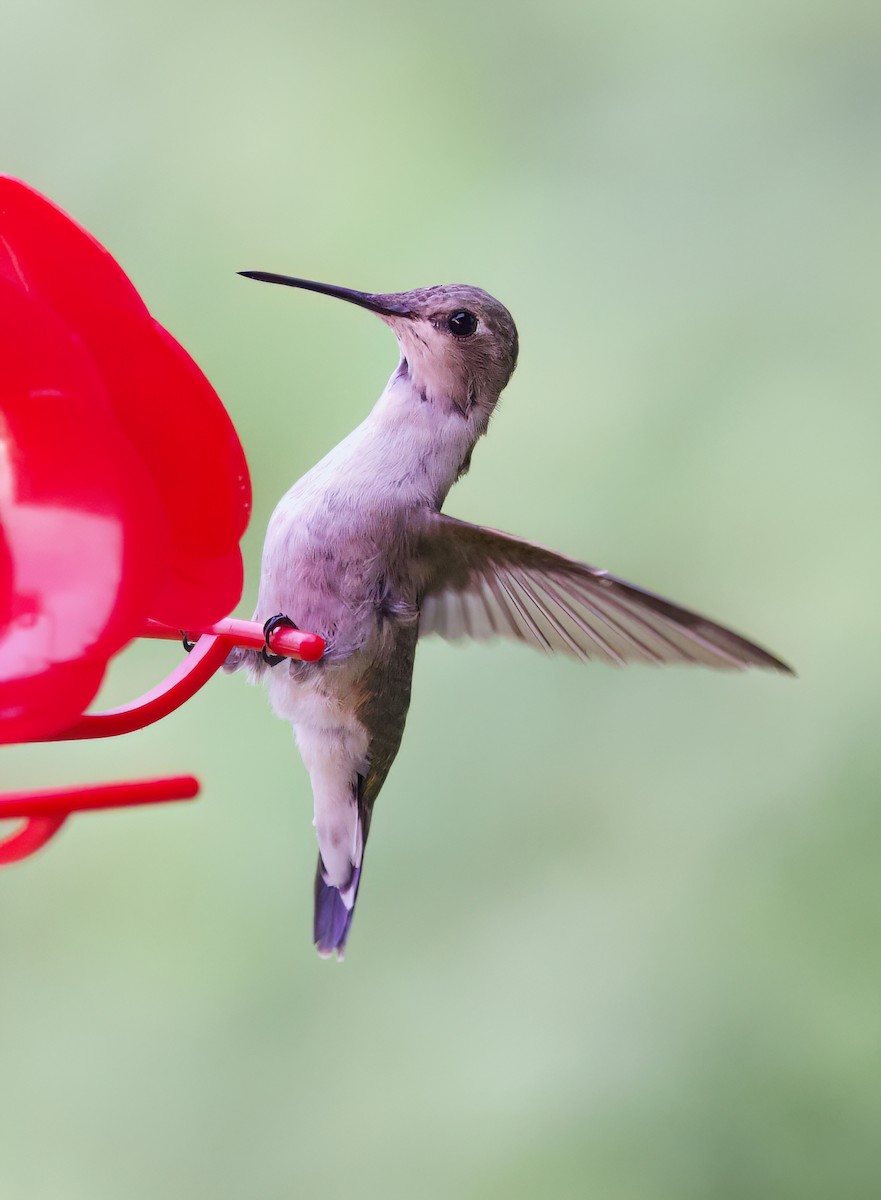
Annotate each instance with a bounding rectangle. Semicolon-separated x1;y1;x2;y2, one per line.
415;515;792;673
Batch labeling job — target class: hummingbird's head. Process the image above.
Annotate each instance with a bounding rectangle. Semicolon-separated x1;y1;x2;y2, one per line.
239;273;519;425
377;283;519;420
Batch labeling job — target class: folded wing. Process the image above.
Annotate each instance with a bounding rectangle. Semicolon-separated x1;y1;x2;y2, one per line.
416;515;792;673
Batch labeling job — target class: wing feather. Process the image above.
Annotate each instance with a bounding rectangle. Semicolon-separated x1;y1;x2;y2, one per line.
416;515;792;674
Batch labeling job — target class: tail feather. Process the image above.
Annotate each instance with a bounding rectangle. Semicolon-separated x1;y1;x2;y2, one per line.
312;771;375;959
314;860;361;959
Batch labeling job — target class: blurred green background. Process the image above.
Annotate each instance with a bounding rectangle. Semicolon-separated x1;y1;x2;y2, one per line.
2;1;880;1196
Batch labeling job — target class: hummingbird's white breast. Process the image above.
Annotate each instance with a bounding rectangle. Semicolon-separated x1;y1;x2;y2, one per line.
257;367;476;642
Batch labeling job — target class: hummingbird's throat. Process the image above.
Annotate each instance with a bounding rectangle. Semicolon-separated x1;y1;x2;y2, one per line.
394;328;478;418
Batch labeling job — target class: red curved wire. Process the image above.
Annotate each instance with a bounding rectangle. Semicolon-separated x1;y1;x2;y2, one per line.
50;620;324;740
51;634;230;740
0;776;199;865
0;817;67;865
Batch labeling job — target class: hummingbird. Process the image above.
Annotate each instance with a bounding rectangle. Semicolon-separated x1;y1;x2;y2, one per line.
230;272;792;959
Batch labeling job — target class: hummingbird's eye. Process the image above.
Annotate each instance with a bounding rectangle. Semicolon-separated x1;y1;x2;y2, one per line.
447;310;478;338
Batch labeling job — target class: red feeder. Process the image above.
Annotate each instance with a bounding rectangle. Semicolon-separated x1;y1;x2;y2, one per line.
0;176;322;865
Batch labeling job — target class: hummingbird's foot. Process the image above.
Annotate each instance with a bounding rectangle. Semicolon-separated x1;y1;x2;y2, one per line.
180;631;195;653
261;613;299;666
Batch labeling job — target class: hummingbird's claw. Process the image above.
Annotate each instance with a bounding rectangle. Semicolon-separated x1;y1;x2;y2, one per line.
181;631;195;653
261;613;299;666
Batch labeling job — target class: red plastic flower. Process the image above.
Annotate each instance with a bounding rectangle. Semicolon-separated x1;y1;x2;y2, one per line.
0;176;252;743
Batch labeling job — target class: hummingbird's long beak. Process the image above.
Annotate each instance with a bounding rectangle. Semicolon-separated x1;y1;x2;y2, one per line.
238;272;415;319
